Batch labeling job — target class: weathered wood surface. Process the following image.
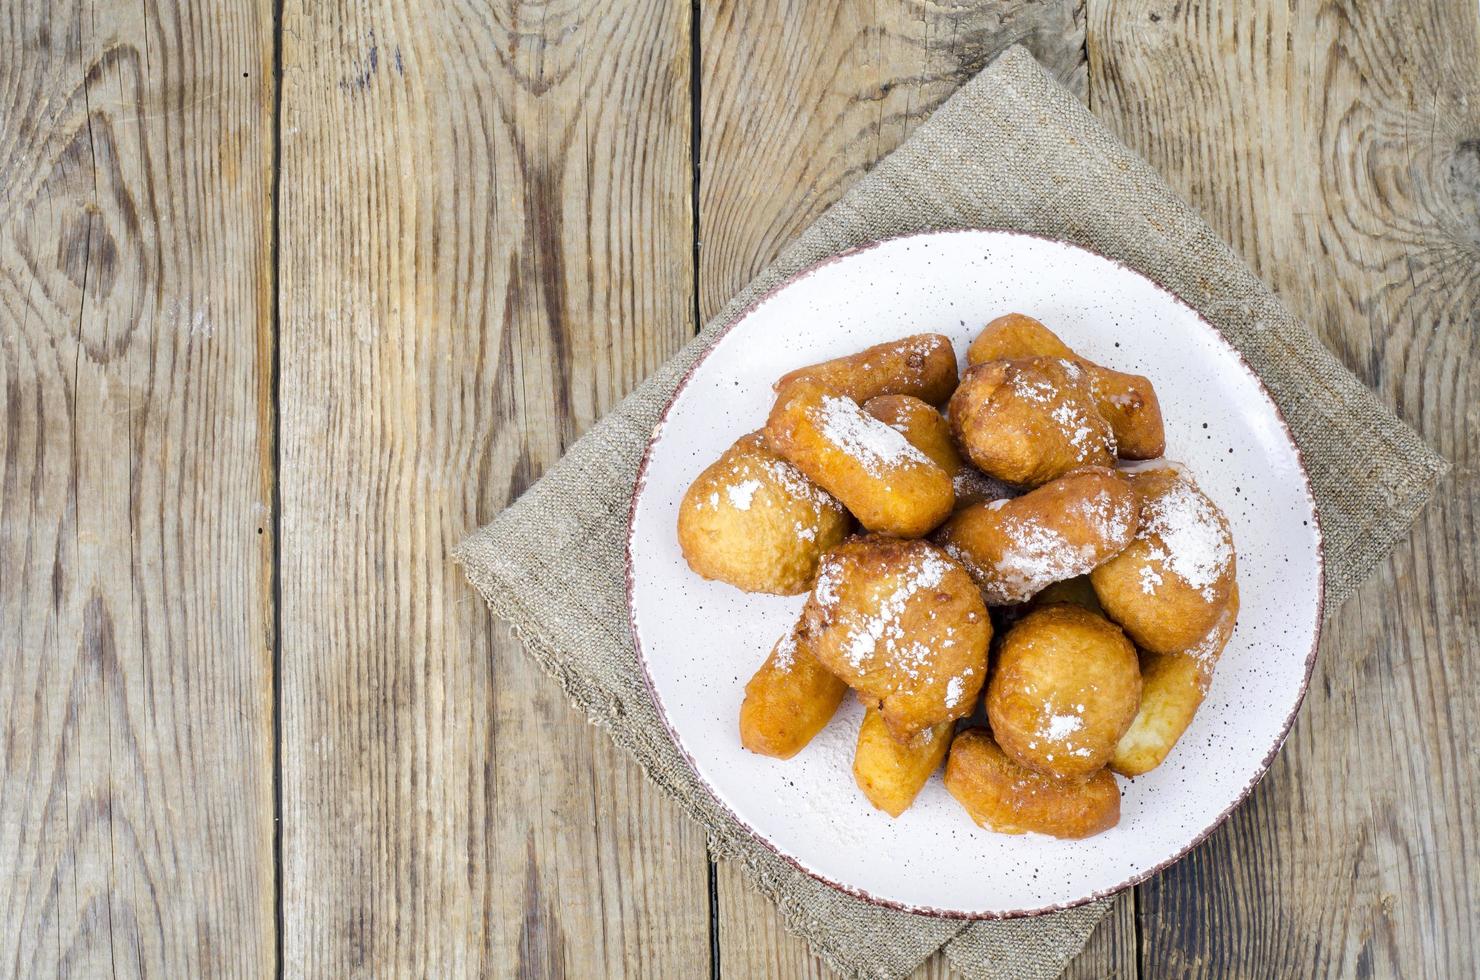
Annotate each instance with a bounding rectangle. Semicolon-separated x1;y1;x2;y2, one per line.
0;1;277;976
1088;0;1480;975
275;0;710;975
2;0;1476;976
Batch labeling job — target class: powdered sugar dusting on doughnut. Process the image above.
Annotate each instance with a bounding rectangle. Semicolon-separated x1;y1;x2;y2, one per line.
982;516;1097;605
1141;479;1233;598
1009;373;1058;405
725;479;762;510
1185;601;1238;670
830;548;952;679
1051;401;1108;460
758;454;844;513
814;555;843;609
772;629;798;672
1076;488;1136;545
1043;713;1082;741
813;395;932;474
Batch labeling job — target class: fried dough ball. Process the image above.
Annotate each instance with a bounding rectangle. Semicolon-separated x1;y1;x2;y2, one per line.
986;604;1141;778
775;333;959;405
966;313;1074;363
1111;586;1239;776
1090;467;1237;655
967;313;1165;459
935;467;1140;605
852;708;952;817
944;729;1120;839
804;537;989;741
863;394;1014;508
947;357;1115;487
739;620;849;759
678;432;852;594
767;382;954;538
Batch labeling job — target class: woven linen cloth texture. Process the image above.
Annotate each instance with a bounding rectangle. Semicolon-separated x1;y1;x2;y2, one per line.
455;45;1446;980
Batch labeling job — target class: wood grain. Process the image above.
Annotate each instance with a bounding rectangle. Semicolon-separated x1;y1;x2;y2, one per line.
1088;0;1480;975
696;0;1089;323
0;1;275;975
275;0;710;975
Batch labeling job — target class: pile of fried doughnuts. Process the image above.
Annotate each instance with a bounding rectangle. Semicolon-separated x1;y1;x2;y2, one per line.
676;314;1239;838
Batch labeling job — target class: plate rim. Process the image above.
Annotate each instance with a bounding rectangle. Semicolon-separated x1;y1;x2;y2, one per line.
624;228;1326;919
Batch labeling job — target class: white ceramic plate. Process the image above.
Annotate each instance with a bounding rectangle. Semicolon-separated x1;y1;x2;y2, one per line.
627;230;1323;917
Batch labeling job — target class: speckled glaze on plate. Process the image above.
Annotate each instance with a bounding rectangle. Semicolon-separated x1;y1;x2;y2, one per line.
626;230;1323;918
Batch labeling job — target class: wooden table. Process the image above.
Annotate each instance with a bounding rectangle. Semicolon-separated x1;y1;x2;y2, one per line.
3;1;1476;976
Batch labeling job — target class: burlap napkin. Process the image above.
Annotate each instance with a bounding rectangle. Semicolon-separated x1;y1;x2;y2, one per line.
455;46;1446;979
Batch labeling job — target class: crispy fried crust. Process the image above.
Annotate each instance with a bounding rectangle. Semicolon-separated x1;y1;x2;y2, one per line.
947;358;1115;487
934;467;1140;605
739;620;849;759
1090;467;1237;655
678;432;853;594
944;729;1120;839
767;382;954;537
1111;586;1239;776
864;394;1013;509
775;333;959;405
986;604;1142;778
966;314;1164;459
803;537;989;741
852;708;952;817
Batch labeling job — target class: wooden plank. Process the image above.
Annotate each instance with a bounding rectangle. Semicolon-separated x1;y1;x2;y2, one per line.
0;1;276;976
1063;894;1137;980
1088;1;1480;975
276;0;711;974
696;0;1090;323
699;3;1138;975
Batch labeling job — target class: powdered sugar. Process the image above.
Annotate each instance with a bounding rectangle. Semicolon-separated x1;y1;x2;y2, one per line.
837;550;950;672
982;515;1098;604
814;556;842;609
772;629;798;672
1076;488;1135;544
1141;479;1233;598
1185;601;1238;669
1043;713;1083;741
1009;373;1059;405
726;479;762;510
759;454;844;512
1050;401;1109;460
813;395;932;474
946;676;966;708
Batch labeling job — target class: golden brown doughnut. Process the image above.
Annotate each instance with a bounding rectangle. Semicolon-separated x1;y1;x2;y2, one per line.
804;537;989;741
775;333;959;405
678;432;853;594
986;604;1142;778
852;708;952;817
947;357;1115;487
1111;586;1239;776
1090;467;1237;655
767;381;955;537
739;619;849;759
966;313;1165;459
944;729;1120;839
863;394;1014;509
934;467;1140;605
